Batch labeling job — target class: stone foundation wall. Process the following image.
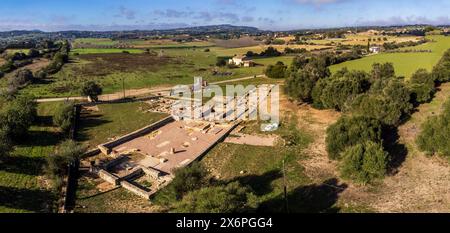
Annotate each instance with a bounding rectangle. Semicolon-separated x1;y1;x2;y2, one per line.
121;181;152;200
98;169;120;186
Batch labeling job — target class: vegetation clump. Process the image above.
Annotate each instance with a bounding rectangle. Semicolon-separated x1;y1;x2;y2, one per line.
416;99;450;157
326;116;384;160
45;140;86;191
53;102;75;134
340;141;388;184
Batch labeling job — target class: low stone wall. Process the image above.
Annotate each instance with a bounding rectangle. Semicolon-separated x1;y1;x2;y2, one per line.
98;169;120;186
141;166;162;179
103;155;127;170
81;148;101;159
121;168;144;181
121;181;152;200
98;116;174;155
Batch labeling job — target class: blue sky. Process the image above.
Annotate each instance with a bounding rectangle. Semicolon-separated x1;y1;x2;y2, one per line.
0;0;449;31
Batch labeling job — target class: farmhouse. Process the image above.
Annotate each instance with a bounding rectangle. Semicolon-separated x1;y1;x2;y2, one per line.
229;55;255;67
369;46;381;54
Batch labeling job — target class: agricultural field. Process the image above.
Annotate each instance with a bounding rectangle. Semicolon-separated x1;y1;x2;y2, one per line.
19;45;294;98
0;102;62;213
71;48;145;55
310;33;421;46
72;38;121;47
211;44;331;57
330;35;450;78
72;38;215;50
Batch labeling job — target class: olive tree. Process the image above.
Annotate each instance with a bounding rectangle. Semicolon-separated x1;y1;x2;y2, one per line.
340;141;388;184
174;182;257;213
53;102;75;134
326;116;384;160
81;81;103;102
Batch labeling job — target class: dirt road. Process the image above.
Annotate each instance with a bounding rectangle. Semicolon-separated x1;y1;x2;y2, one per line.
36;75;263;103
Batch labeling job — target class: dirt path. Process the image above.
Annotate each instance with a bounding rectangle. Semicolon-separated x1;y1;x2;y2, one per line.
36;75;263;103
280;95;341;182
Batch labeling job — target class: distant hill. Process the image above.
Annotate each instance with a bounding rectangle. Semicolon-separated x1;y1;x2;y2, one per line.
0;24;265;39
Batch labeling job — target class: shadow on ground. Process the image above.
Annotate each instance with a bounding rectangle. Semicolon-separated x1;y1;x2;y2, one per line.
228;169;283;196
383;126;408;175
0;186;54;213
258;178;348;213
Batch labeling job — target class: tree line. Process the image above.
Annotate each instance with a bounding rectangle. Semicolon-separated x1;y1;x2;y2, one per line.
283;48;450;184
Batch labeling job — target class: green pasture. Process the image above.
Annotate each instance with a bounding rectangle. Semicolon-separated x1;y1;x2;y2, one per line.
0;102;62;213
330;35;450;78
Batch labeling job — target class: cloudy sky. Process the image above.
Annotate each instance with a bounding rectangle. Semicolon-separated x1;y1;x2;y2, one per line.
1;0;449;31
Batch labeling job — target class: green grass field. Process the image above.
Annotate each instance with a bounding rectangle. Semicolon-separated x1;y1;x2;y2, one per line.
73;38;120;46
18;46;293;98
330;35;450;78
78;102;168;149
71;48;145;55
0;102;62;213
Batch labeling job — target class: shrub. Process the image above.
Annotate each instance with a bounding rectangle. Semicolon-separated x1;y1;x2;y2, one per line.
416;99;450;156
318;70;370;111
326;116;383;160
170;163;208;200
81;81;102;101
216;57;230;67
340;141;388;184
0;130;13;160
260;46;282;57
409;69;435;103
265;61;287;79
45;140;86;191
432;49;450;83
8;69;34;89
174;182;256;213
35;70;48;79
28;48;40;58
371;63;395;80
0;95;37;139
285;69;316;102
353;79;412;126
53;102;75;134
0;60;16;73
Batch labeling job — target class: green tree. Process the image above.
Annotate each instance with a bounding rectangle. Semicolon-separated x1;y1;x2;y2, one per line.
285;69;316;102
340;141;388;184
326;116;383;160
53;102;75;134
0;95;37;139
318;70;370;111
371;63;395;80
8;69;33;90
432;49;450;83
45;140;86;191
171;163;208;200
265;61;287;79
354;79;412;126
0;130;13;161
81;81;103;102
416;99;450;156
174;182;256;213
409;68;436;103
